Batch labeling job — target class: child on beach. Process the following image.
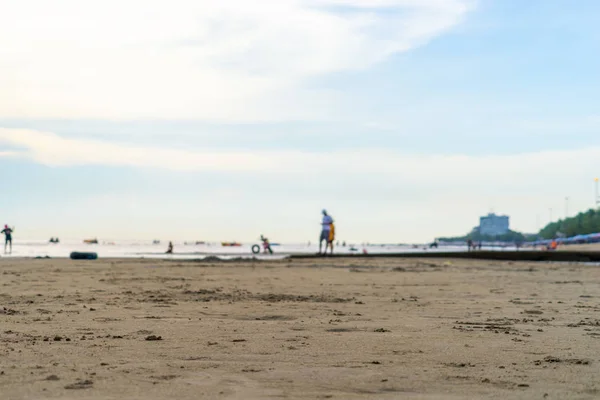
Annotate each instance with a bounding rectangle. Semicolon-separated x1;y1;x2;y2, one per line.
260;235;273;254
2;225;13;254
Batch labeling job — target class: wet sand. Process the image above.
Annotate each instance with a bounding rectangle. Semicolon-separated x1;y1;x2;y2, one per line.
558;243;600;252
1;257;599;399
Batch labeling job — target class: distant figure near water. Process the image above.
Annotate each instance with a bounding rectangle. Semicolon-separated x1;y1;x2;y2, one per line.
319;209;334;255
261;235;273;254
2;225;13;254
166;241;173;254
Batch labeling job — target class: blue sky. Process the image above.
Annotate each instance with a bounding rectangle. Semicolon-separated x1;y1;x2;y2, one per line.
1;0;600;242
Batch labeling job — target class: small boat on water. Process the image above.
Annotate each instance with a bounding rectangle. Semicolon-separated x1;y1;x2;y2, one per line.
221;242;242;247
83;238;98;244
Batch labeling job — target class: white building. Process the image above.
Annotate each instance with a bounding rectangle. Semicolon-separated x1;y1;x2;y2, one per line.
479;213;510;236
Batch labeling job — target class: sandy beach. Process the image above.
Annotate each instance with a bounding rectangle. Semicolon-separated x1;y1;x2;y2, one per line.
1;257;599;399
559;243;600;252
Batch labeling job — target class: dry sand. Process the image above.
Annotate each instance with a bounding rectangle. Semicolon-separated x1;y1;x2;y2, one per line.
1;257;599;399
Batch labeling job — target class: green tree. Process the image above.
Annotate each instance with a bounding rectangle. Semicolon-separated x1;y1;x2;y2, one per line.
539;208;600;239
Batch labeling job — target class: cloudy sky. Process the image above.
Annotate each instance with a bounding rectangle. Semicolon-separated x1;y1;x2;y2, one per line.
1;0;599;243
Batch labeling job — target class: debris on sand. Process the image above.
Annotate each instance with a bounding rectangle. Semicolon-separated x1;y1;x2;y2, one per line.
64;380;93;390
255;293;352;303
374;328;391;333
145;335;163;341
182;289;352;303
445;362;475;368
567;319;600;327
523;310;543;315
534;356;591;366
45;375;60;381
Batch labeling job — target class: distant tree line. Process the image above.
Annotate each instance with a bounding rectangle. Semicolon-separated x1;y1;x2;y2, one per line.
438;208;600;243
539;208;600;239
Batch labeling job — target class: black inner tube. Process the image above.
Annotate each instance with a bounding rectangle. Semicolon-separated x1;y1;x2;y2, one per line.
251;245;260;254
70;252;98;260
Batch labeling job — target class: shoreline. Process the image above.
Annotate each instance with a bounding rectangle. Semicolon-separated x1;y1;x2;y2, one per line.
4;249;600;263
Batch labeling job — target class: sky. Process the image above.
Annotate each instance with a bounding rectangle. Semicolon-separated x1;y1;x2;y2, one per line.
1;0;600;243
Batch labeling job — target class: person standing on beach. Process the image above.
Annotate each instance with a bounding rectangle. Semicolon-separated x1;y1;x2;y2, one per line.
319;210;333;255
2;225;13;254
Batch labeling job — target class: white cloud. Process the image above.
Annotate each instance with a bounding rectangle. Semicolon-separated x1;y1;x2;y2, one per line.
0;0;473;121
1;128;597;182
0;128;276;171
3;127;598;241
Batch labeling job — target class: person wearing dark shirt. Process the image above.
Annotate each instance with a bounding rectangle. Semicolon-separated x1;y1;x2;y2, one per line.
2;225;13;254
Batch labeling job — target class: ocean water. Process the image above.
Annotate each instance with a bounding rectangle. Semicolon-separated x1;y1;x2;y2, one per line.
0;239;469;259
